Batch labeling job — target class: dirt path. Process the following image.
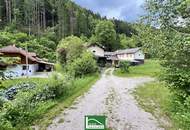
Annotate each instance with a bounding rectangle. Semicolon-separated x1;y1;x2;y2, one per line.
47;68;164;130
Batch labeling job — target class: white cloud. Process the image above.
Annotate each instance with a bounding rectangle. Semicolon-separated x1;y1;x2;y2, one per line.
73;0;145;22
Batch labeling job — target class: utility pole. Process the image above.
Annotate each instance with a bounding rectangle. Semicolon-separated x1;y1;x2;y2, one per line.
25;45;29;78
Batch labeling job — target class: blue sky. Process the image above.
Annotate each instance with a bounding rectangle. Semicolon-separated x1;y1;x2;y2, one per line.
73;0;145;22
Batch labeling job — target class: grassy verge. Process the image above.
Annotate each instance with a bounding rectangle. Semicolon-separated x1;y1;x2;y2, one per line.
133;81;178;130
114;60;161;77
35;74;99;130
0;78;48;90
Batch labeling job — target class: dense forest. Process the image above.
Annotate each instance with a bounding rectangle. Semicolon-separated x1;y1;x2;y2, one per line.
0;0;137;37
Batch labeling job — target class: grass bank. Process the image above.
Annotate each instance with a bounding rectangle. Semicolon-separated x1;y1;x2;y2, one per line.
0;78;48;90
35;74;99;130
114;60;161;77
133;82;179;130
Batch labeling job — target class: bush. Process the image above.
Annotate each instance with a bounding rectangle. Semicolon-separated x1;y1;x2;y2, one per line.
57;36;84;64
0;32;12;47
14;32;29;43
67;51;98;77
2;82;36;100
47;73;73;98
0;73;73;128
0;116;14;130
159;35;190;129
119;61;130;73
168;94;190;130
57;36;98;77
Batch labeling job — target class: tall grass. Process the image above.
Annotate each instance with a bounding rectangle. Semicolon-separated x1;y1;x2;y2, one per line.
133;82;182;130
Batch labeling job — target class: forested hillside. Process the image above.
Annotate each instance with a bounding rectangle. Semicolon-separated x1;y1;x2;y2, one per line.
0;0;137;37
0;0;138;62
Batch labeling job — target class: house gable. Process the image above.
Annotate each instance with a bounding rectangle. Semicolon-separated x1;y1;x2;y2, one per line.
87;45;105;57
134;50;145;60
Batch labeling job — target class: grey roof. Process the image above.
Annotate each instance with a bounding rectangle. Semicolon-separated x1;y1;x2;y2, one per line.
104;48;141;57
115;48;140;54
104;51;116;56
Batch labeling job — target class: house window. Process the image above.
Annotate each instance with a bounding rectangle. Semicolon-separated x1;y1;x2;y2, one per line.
128;54;131;57
22;65;28;70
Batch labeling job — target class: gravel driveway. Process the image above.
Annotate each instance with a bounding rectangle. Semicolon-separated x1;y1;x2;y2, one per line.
47;68;164;130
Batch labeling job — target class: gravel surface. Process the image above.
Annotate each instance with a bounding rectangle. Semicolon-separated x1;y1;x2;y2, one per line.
47;68;164;130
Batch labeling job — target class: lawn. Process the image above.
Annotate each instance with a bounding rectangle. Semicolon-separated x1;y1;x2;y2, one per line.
114;59;161;77
35;74;99;130
133;82;179;130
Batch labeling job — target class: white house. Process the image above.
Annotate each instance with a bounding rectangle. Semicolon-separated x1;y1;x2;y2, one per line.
87;44;145;66
87;44;105;57
115;48;145;62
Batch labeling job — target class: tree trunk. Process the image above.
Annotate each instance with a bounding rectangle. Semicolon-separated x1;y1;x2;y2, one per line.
8;0;11;22
5;0;12;23
42;0;46;30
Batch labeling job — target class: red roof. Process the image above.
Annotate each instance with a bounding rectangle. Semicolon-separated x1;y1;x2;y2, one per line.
0;45;37;61
0;45;54;65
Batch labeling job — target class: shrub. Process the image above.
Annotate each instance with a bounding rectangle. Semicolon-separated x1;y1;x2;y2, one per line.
0;73;73;128
47;73;73;98
0;32;12;47
160;36;190;129
38;37;56;50
3;82;36;100
54;63;64;72
57;36;84;64
3;91;36;126
57;48;67;65
169;94;190;129
119;61;130;73
14;32;29;43
67;51;98;77
0;96;7;108
0;116;14;130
